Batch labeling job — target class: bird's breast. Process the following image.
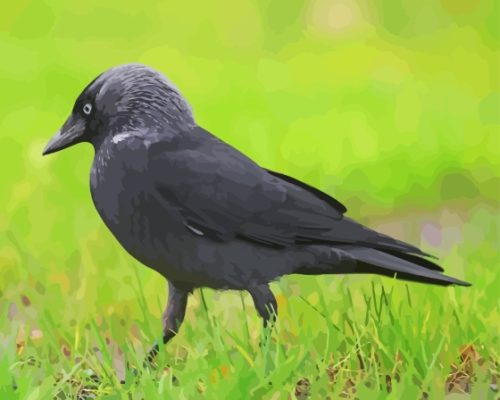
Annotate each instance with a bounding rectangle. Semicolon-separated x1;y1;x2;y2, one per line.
89;146;187;276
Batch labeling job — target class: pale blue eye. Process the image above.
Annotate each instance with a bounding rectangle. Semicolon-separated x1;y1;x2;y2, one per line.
83;103;92;115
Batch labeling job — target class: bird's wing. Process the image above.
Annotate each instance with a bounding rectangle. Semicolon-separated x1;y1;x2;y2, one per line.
264;169;347;214
149;127;429;256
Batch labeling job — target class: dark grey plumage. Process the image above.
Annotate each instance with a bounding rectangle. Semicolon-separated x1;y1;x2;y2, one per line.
43;64;470;356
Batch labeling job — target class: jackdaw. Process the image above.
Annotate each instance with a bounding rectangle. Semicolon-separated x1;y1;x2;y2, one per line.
43;64;470;358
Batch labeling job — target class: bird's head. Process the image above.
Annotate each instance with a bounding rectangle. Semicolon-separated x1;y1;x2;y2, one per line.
43;63;195;155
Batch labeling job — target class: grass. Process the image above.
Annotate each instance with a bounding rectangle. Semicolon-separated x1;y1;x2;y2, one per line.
0;205;498;399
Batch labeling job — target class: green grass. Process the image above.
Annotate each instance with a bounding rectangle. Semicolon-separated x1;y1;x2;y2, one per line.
1;205;498;399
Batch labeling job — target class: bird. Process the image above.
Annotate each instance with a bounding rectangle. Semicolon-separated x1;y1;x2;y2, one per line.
43;63;470;359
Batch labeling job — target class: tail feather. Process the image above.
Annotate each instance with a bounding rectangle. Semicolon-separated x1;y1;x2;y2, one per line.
348;247;470;287
381;250;444;272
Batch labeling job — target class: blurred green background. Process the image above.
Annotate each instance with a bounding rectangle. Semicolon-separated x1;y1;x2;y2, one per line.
0;0;499;398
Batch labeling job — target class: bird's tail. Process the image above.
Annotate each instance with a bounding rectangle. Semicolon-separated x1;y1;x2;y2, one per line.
298;246;471;287
347;247;470;286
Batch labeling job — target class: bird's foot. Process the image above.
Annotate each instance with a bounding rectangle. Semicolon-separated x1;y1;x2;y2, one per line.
143;342;160;370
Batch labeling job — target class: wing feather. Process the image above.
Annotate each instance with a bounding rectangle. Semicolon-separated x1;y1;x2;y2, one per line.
149;126;429;257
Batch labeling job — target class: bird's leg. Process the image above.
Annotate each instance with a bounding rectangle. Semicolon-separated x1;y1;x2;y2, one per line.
248;284;278;328
146;281;189;365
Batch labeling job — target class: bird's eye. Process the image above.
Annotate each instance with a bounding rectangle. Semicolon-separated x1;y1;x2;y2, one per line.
83;103;92;115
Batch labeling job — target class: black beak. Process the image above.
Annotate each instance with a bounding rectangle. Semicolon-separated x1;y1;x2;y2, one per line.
43;116;86;156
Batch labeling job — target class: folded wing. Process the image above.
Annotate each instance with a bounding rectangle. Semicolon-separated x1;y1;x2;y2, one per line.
150;127;431;259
